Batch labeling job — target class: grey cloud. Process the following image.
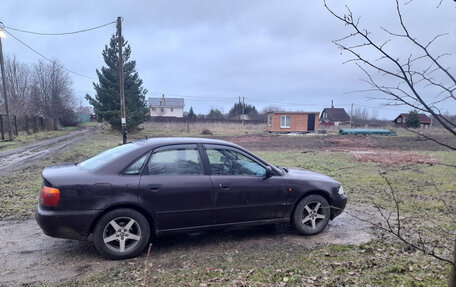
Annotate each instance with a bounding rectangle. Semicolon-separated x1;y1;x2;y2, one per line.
1;0;455;118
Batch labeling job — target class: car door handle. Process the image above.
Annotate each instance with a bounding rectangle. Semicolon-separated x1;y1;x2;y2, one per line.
219;183;230;190
148;184;161;192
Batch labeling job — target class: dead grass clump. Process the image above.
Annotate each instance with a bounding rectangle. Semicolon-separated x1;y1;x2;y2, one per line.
200;129;213;135
351;150;440;165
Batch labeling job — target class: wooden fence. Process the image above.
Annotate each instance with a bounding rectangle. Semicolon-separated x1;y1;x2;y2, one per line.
149;116;266;125
0;115;59;141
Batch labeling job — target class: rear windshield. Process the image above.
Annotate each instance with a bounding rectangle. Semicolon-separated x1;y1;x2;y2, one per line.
78;143;138;170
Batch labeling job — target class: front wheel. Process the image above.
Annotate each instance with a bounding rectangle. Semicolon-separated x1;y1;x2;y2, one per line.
292;194;330;235
93;208;150;260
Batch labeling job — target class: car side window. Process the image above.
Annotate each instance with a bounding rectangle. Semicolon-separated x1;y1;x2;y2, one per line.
206;147;266;176
123;153;149;175
147;146;204;175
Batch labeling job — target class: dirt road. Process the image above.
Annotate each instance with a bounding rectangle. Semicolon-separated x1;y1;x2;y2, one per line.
0;126;99;176
0;204;377;286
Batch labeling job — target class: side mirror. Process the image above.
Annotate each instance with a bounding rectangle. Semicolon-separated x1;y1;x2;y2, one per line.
265;166;273;178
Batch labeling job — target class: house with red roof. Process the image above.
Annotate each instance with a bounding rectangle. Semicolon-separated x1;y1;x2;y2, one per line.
393;113;431;128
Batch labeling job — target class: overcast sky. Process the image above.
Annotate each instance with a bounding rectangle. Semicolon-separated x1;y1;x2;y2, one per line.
2;0;455;119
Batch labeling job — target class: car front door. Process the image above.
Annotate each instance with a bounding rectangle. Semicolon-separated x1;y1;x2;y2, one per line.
138;144;213;231
203;144;286;224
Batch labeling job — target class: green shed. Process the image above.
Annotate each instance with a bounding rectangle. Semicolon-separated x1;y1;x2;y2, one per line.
339;128;396;136
76;113;91;123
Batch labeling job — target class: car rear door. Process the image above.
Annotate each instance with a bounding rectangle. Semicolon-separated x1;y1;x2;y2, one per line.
202;144;286;224
138;144;213;231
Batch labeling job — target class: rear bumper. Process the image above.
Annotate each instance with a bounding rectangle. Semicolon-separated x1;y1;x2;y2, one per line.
330;194;347;219
35;204;99;240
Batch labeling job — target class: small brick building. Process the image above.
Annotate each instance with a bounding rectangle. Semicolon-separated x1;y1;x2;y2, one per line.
267;112;319;132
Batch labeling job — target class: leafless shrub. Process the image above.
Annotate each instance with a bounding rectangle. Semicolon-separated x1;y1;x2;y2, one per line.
324;0;456;284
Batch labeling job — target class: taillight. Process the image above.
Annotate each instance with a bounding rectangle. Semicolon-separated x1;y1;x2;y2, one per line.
41;186;61;206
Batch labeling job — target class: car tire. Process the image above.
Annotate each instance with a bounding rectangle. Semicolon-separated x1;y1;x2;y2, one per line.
93;208;150;260
292;194;330;235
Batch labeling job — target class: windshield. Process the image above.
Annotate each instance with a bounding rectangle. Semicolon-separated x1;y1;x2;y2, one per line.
78;143;138;170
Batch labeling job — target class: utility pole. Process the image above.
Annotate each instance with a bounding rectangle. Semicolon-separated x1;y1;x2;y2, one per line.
238;96;241;121
242;97;245;125
350;103;353;128
0;23;13;141
117;17;127;144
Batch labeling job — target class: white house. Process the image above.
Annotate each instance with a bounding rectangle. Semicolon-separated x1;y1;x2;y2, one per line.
149;95;185;118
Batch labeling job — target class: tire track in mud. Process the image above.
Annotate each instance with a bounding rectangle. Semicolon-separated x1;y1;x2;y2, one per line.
0;126;100;177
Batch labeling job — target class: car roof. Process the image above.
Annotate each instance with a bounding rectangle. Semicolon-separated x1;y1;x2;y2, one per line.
133;137;240;148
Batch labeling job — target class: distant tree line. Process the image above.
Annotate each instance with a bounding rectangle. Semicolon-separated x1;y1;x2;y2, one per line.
186;102;271;121
186;104;456;128
351;107;390;126
0;55;79;126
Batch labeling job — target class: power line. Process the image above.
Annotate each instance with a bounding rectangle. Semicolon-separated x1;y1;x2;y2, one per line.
184;98;238;102
4;21;116;36
245;97;328;107
337;102;405;112
3;29;96;79
149;92;325;106
148;92;238;100
148;92;405;112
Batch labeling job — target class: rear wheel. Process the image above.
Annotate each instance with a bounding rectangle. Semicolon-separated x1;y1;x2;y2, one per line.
292;194;330;235
93;208;150;260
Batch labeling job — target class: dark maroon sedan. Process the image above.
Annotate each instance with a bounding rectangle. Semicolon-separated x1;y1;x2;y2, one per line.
36;137;347;259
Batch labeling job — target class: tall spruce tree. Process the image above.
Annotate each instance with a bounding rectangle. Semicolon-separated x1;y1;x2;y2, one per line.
187;106;196;118
405;110;421;128
86;34;148;131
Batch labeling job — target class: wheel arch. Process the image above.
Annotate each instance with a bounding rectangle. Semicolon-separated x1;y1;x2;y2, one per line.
290;190;333;221
89;204;157;236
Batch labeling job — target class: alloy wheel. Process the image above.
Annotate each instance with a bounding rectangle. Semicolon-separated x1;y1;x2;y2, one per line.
301;201;326;230
102;217;142;253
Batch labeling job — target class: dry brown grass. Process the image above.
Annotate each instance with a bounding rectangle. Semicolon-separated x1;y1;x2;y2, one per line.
138;121;267;137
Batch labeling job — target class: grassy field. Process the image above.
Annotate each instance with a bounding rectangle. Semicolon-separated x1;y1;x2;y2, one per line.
139;121;267;137
0;123;454;286
59;239;448;287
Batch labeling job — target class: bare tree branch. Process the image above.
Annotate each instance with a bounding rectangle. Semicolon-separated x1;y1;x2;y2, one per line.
324;0;456;137
324;1;456;278
399;124;456;150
